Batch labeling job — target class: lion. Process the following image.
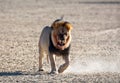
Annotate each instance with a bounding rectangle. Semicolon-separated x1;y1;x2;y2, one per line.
38;17;73;74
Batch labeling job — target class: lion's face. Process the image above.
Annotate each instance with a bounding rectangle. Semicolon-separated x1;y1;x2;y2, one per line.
51;21;72;50
56;26;69;47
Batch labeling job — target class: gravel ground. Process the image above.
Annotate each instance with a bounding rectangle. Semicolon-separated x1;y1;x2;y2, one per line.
0;0;120;83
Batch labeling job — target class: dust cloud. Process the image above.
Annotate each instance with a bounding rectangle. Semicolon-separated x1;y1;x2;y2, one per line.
65;56;120;74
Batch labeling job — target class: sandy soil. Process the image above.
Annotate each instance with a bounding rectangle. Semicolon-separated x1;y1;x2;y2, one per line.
0;0;120;82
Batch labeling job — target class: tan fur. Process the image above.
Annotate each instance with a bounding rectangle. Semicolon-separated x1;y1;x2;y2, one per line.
51;21;73;30
51;30;71;50
51;21;72;50
39;21;73;74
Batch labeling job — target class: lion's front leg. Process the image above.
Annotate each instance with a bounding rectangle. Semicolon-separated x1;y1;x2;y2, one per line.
58;55;69;73
49;53;57;74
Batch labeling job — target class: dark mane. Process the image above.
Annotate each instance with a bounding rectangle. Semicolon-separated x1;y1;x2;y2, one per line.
49;33;70;56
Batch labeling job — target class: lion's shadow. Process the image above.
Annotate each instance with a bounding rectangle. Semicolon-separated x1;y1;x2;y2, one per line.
0;71;24;76
0;71;47;76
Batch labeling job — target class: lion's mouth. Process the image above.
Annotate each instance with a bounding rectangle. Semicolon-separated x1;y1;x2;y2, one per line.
57;42;65;46
57;42;65;50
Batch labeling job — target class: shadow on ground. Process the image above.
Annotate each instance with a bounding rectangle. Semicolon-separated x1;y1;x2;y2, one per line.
0;71;49;76
0;71;23;76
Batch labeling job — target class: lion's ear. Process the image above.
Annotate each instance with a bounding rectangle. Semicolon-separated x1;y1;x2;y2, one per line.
65;22;73;30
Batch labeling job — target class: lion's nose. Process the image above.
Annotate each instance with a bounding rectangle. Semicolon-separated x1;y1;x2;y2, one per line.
59;34;64;41
60;37;64;41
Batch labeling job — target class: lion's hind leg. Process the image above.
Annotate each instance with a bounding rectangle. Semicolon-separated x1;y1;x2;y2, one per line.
38;47;44;71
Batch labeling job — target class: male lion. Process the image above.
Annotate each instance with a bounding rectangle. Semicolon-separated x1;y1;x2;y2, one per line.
38;17;73;74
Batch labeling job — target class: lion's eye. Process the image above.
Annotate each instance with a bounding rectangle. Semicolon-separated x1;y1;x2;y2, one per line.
58;33;62;36
64;33;67;36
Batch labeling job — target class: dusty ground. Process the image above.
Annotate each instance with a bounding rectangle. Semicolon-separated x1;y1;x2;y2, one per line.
0;0;120;83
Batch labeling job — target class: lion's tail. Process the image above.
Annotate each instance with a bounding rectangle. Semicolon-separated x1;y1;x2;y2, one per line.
53;15;64;23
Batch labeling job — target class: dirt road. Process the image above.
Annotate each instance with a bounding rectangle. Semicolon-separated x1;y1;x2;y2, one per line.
0;0;120;82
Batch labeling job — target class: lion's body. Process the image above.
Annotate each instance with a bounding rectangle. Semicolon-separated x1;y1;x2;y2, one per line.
38;18;73;74
39;26;51;54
